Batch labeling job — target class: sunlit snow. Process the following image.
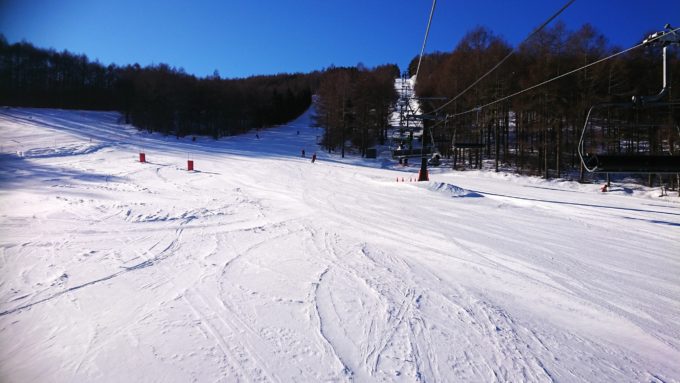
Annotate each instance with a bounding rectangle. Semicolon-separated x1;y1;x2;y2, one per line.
0;104;678;382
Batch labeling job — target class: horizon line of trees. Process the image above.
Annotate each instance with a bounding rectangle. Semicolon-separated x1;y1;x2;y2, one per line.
0;35;317;138
409;22;680;181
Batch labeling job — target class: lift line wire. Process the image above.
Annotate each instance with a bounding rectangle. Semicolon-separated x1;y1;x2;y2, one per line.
430;0;576;116
413;98;680;141
446;25;680;119
414;0;437;82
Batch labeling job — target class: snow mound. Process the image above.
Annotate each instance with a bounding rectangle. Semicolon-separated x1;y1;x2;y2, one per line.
423;181;483;198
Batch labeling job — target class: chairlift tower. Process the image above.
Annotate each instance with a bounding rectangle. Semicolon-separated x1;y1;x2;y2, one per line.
392;73;449;181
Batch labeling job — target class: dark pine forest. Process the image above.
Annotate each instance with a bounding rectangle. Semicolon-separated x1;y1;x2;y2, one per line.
0;35;315;138
0;35;399;147
409;23;680;181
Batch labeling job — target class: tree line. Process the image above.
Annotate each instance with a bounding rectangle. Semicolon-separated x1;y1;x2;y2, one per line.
314;64;399;157
409;23;680;180
0;35;316;138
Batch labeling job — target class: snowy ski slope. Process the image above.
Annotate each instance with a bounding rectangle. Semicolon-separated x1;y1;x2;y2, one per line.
0;107;679;382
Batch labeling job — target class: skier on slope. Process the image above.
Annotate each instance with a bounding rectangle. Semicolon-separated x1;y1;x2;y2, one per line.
311;153;317;163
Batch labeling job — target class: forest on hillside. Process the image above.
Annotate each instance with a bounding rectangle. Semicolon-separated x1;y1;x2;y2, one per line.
0;35;315;138
314;64;400;157
409;23;680;181
0;35;401;155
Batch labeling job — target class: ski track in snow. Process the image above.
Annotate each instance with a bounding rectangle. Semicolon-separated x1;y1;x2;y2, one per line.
0;105;679;382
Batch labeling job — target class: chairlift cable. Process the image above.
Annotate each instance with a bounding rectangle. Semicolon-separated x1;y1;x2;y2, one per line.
414;0;437;82
447;26;680;119
431;0;576;115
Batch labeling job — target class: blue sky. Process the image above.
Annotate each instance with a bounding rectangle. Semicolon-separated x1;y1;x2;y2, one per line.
1;0;678;78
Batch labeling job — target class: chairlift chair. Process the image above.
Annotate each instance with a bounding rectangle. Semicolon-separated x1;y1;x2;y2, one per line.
428;151;442;166
392;147;433;159
579;102;680;173
578;25;680;174
450;109;485;169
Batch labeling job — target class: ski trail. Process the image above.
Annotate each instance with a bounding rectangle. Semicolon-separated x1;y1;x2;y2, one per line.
180;290;263;382
310;267;352;379
2;107;679;382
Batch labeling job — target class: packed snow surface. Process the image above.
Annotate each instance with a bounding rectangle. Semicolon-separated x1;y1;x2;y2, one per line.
0;107;679;382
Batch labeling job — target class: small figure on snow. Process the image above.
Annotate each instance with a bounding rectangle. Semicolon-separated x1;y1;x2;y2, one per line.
255;133;259;139
301;149;306;157
311;153;317;163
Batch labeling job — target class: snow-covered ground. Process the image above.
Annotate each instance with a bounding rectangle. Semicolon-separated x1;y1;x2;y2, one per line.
0;107;679;382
